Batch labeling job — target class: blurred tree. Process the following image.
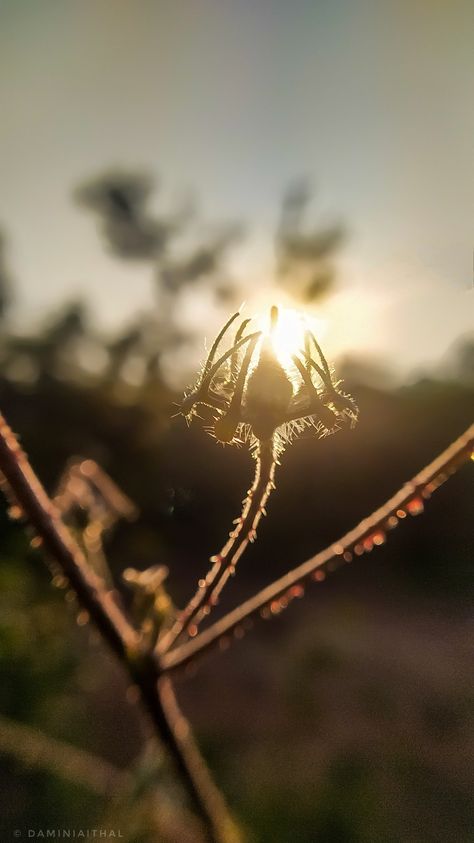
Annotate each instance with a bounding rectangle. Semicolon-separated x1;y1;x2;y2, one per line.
75;170;190;261
0;231;13;324
74;169;248;386
2;302;88;384
449;336;474;386
72;170;346;389
276;179;345;301
159;222;243;294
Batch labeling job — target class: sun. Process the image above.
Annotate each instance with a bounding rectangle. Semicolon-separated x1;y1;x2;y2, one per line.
258;305;327;370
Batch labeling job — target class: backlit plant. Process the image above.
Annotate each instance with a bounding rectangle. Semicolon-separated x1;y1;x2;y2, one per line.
159;305;358;650
0;306;472;843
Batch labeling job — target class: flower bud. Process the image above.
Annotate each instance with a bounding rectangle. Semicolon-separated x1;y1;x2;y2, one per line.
244;339;293;440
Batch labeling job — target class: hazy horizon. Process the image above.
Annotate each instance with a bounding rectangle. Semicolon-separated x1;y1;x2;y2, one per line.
1;0;473;380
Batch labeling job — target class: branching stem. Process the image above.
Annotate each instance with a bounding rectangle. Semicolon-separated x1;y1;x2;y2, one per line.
0;412;241;843
160;424;474;675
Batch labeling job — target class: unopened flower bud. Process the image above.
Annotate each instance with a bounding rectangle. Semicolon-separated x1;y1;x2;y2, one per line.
244;340;294;440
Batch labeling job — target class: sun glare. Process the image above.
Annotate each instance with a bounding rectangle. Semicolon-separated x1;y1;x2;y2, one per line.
258;306;327;369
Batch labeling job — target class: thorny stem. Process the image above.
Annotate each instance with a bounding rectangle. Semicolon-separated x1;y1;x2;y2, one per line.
0;416;139;659
0;412;241;843
160;424;474;676
158;437;277;653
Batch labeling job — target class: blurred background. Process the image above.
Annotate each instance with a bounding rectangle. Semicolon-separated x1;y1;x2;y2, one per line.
0;1;473;841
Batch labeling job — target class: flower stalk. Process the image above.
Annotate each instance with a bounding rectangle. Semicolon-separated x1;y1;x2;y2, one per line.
159;305;357;654
158;435;277;652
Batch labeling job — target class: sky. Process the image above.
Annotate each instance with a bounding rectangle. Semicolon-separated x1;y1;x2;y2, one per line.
1;0;473;379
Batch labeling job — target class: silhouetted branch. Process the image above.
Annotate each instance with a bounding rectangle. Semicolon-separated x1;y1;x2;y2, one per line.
161;424;474;675
0;411;241;843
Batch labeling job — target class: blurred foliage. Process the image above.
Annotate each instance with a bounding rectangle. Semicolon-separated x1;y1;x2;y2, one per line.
276;179;344;302
0;176;473;841
76;170;191;262
0;232;13;322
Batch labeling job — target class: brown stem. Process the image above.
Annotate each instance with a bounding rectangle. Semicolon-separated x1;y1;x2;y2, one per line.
160;424;474;676
158;436;276;654
0;412;241;843
158;677;241;843
135;657;242;843
0;415;138;659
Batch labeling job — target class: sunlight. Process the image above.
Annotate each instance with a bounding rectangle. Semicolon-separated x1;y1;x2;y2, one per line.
258;305;327;370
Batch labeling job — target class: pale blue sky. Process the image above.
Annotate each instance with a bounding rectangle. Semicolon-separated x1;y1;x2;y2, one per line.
1;0;473;377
